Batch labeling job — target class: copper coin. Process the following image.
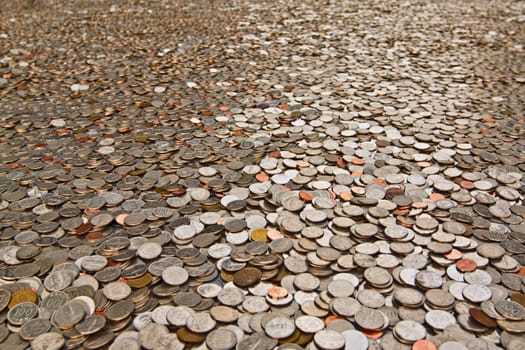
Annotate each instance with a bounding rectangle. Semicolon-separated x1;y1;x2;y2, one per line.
456;259;477;272
233;267;262;288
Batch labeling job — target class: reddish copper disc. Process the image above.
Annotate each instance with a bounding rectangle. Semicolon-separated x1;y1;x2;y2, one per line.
412;340;437;350
456;258;477;272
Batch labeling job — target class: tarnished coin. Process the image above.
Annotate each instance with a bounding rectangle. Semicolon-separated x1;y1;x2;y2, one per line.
233;267;262;288
495;300;525;321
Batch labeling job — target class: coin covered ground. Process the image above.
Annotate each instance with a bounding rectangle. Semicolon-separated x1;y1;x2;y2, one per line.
0;0;524;349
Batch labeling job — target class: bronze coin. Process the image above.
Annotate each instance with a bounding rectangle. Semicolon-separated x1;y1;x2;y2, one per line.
469;308;497;329
233;267;262;288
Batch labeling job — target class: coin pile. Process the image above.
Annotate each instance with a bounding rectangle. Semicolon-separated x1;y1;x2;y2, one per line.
0;0;524;349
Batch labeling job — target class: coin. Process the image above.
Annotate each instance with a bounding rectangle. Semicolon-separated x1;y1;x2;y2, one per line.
206;328;238;350
341;330;368;350
233;267;262;288
75;315;106;335
393;320;427;343
187;312;216;333
313;330;345;350
103;281;131;301
162;266;189;286
53;300;86;329
425;310;456;330
7;302;38;326
495;300;525;321
469;308;497;329
19;318;51;340
264;317;295;339
30;332;64;350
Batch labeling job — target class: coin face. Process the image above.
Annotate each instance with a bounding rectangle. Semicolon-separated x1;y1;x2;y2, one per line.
52;300;86;329
264;317;295;339
206;329;238;350
162;266;189;286
75;315;106;335
394;320;427;343
495;300;525;321
30;332;64;350
19;318;51;340
103;282;131;301
7;302;39;326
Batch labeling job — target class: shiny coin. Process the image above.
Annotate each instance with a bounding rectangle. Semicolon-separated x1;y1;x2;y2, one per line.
162;266;189;286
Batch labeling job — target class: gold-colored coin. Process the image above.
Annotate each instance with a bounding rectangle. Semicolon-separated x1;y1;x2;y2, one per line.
127;273;152;289
278;329;301;344
220;270;234;282
511;293;525;307
296;332;314;346
8;289;37;309
250;228;269;242
176;328;206;344
272;267;289;282
134;136;149;142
